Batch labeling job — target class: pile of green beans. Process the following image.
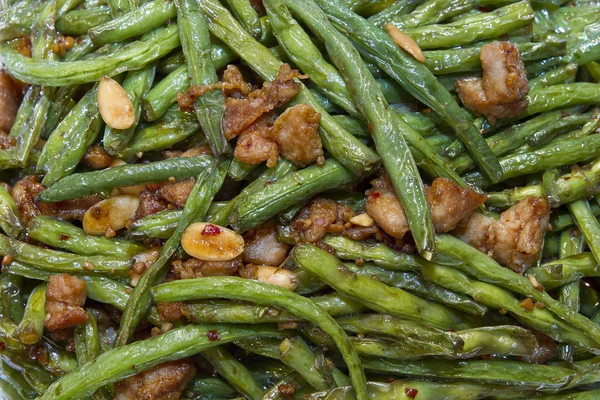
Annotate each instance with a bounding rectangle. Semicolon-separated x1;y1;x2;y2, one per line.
1;0;600;398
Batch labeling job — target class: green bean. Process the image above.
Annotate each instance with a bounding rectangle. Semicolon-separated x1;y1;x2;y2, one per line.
587;61;600;82
230;159;358;232
127;202;227;239
235;337;283;359
262;373;311;400
345;262;487;316
211;158;297;226
151;276;369;400
425;41;567;76
0;185;23;239
279;336;350;390
530;63;578;91
39;324;282;400
531;253;598;290
567;200;600;263
557;229;585;361
13;284;45;345
362;357;572;390
537;389;600;400
38;85;103;186
312;0;502;183
0;349;54;395
5;261;163;325
292;243;474;330
486;158;600;208
176;0;229;157
0;274;24;324
201;346;264;400
0;24;180;86
339;314;537;358
198;0;380;176
552;203;600;231
436;234;600;350
526;83;600;116
421;262;595;349
115;159;228;346
303;379;515;400
56;7;112;35
0;0;45;41
283;0;437;256
566;21;600;66
185;374;237;398
367;0;423;27
38;154;213;202
103;64;156;155
401;1;533;49
223;0;262;39
0;234;130;273
182;294;368;324
464;134;600;188
28;216;145;258
0;359;38;399
74;310;101;365
118;113;201;160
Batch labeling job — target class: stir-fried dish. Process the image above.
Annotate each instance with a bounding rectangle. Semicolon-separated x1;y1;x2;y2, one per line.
1;0;600;398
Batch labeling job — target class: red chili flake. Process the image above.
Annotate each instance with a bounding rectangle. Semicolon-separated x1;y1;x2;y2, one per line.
202;224;222;235
369;192;381;199
207;330;221;341
477;6;489;12
387;378;395;383
0;341;5;350
264;180;276;186
58;234;70;240
405;387;418;398
368;123;374;133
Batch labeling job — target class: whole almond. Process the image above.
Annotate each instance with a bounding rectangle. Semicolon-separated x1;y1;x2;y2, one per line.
98;77;135;129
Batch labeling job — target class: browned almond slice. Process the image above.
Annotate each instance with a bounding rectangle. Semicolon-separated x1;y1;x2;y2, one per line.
98;77;135;129
181;222;244;261
83;195;139;236
385;24;425;63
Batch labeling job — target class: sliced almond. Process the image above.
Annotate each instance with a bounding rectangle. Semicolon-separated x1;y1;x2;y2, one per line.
98;77;135;129
253;265;299;291
109;159;146;195
83;195;140;236
385;24;425;63
181;222;244;262
349;213;374;227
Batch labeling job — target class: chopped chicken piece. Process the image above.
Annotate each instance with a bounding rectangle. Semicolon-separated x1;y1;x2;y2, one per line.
114;360;196;400
456;41;529;122
223;64;307;139
233;115;279;167
243;220;292;266
366;176;485;239
269;104;324;167
158;178;195;208
0;70;21;133
453;197;551;273
135;190;169;220
45;274;88;331
82;144;113;170
291;198;355;243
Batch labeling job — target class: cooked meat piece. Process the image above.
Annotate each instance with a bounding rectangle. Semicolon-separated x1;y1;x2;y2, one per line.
250;0;265;14
156;302;185;322
453;197;551;273
164;146;213;159
0;70;21;133
456;78;528;121
270;104;324;167
82;144;113;169
223;64;306;139
343;224;379;241
426;178;487;233
11;176;54;224
456;41;529;122
54;195;102;221
481;41;529;105
234;116;279;167
291;198;355;243
158;178;195;208
365;175;410;239
177;65;253;111
45;274;88;331
243;220;291;266
114;360;196;400
135;190;169;220
366;176;486;240
519;330;557;364
172;257;242;279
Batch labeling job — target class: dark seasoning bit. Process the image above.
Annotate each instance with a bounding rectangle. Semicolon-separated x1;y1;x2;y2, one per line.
206;330;221;341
